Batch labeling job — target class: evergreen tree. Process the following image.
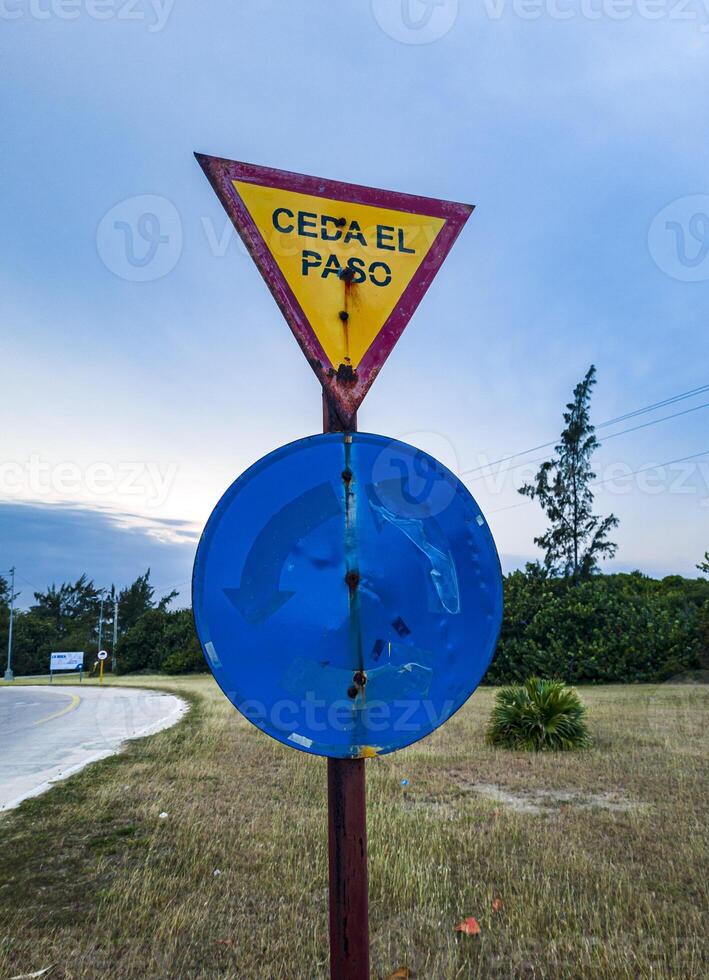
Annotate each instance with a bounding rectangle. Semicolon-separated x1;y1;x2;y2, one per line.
117;570;177;633
519;365;619;580
698;552;709;575
31;575;101;634
116;571;155;632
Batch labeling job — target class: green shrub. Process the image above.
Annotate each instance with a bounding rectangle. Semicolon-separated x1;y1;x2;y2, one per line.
486;570;709;685
161;645;206;674
115;608;207;675
487;677;592;751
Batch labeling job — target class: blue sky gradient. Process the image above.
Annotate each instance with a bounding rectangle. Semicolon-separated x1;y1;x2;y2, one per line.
2;1;708;606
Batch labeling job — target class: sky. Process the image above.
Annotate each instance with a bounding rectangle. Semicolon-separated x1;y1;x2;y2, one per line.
1;0;708;608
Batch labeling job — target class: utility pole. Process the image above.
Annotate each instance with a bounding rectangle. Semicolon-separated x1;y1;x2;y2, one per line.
4;567;16;682
97;592;105;659
112;590;118;673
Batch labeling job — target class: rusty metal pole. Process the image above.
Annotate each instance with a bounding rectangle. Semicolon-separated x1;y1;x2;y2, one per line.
323;391;369;980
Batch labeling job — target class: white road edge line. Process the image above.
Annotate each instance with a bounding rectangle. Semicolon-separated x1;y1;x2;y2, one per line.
0;691;189;813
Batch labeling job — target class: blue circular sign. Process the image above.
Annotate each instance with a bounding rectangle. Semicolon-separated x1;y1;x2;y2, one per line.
193;433;503;758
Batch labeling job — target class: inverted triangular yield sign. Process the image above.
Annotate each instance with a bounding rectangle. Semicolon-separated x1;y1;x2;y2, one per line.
196;154;473;426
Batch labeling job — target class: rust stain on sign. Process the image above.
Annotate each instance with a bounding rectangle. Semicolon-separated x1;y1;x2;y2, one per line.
195;153;474;427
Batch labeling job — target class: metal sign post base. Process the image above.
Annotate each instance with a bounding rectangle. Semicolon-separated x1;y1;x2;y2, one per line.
327;758;369;979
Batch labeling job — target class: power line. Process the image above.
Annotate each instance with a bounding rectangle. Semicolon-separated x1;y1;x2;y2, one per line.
462;399;709;486
149;579;192;599
15;573;39;592
484;447;709;516
460;382;709;479
596;383;709;429
600;400;709;443
593;448;709;488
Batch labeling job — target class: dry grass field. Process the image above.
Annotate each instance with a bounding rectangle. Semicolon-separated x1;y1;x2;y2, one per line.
0;675;707;979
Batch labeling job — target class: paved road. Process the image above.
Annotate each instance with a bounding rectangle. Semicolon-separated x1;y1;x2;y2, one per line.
0;686;187;811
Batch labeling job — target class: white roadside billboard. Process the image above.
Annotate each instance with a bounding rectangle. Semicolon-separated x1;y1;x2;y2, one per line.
50;651;84;672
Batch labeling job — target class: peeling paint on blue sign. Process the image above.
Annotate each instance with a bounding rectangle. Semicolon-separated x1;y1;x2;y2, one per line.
192;432;503;759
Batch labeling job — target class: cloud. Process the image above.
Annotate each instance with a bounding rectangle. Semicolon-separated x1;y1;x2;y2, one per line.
0;502;195;609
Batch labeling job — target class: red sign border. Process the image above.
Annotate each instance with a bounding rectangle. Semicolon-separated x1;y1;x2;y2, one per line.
196;153;474;426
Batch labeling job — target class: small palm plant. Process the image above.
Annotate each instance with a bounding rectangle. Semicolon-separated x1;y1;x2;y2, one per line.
487;677;592;751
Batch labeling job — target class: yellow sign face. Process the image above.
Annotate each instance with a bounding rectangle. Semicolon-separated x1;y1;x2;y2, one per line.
233;180;446;371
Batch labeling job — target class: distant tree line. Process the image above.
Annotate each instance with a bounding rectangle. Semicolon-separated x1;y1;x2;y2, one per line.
0;570;206;677
1;564;706;684
2;367;707;684
489;567;709;684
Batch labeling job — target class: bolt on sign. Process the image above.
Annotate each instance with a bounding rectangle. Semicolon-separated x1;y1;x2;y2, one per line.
195;154;472;427
194;154;500;980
